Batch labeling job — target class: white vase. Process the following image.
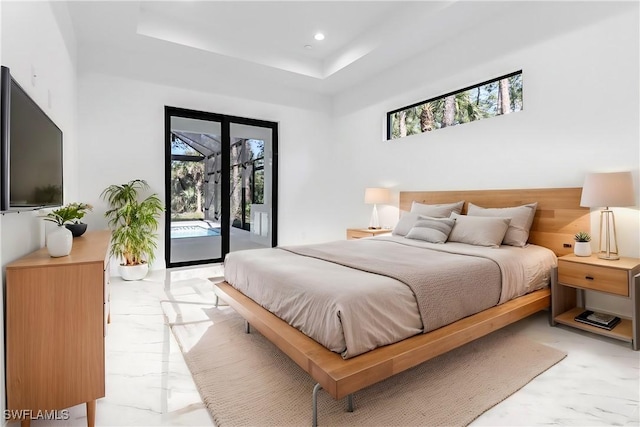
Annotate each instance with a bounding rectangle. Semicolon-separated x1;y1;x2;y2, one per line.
119;263;149;281
47;225;73;257
574;241;592;257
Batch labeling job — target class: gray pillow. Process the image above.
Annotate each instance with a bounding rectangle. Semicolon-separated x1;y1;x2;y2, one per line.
466;202;538;247
410;200;464;218
448;213;511;248
392;212;421;236
405;217;456;244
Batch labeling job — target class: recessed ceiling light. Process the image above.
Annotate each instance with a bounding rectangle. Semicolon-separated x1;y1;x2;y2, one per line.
314;33;325;41
304;45;312;49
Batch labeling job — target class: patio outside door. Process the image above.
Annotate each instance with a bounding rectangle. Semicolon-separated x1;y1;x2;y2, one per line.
165;107;277;267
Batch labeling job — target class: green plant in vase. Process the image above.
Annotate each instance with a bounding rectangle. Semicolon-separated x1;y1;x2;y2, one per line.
101;179;164;281
44;202;93;237
573;231;592;257
574;231;591;242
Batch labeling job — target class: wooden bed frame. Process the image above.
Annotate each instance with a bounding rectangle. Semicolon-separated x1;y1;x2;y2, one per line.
214;187;589;423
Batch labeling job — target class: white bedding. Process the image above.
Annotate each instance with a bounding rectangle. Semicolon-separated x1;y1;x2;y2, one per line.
223;236;556;358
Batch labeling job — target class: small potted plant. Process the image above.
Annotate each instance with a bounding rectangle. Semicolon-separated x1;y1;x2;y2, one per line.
101;179;164;281
574;231;592;257
45;202;94;237
39;205;78;256
42;202;93;257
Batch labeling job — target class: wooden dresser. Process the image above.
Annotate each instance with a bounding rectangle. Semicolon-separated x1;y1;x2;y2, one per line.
5;230;111;427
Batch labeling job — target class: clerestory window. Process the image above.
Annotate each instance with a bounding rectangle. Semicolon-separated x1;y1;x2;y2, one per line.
387;70;523;140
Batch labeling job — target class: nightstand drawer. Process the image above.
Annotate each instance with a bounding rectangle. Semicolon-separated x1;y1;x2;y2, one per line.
348;230;375;239
558;260;628;296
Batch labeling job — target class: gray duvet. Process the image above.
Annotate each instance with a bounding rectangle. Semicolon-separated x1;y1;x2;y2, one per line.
223;236;556;359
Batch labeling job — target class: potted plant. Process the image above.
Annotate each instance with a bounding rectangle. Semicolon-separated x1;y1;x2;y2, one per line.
45;202;93;237
42;208;73;258
101;179;164;281
574;231;592;257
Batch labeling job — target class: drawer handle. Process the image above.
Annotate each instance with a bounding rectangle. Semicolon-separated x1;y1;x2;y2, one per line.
585;275;594;280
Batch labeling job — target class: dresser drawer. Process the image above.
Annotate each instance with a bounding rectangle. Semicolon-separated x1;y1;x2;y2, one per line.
104;268;110;302
558;260;628;296
104;260;111;336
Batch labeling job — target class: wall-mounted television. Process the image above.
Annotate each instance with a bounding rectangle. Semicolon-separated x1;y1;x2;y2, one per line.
1;66;63;211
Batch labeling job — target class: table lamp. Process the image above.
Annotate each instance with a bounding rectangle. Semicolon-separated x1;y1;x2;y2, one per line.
580;171;635;260
364;187;390;229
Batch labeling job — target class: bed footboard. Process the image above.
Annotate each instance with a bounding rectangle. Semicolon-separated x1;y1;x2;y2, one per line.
214;281;550;399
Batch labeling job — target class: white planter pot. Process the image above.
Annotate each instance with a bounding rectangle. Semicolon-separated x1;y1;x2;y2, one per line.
47;225;73;257
574;241;592;257
119;263;149;281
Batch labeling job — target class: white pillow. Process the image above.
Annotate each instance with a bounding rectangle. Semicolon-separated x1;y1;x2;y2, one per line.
410;200;464;218
448;213;511;248
466;202;537;247
405;216;456;244
392;212;421;236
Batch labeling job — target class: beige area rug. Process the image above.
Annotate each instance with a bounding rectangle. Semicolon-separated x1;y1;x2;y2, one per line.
162;284;566;427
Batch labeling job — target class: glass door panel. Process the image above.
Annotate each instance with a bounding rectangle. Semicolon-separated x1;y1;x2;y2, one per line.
228;123;274;253
169;116;222;264
166;107;277;267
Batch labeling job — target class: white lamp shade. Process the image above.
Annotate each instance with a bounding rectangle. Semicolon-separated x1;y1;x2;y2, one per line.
580;171;636;208
364;187;390;205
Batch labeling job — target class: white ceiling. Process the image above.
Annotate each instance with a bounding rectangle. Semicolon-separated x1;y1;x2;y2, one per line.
137;1;403;79
65;1;635;103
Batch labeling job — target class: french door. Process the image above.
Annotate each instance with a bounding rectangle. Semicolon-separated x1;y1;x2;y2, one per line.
164;106;278;267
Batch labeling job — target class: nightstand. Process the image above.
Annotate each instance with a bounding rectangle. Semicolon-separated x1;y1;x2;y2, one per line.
346;228;392;240
551;254;640;350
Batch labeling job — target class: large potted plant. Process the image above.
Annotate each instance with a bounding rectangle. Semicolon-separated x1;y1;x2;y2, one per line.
101;179;164;281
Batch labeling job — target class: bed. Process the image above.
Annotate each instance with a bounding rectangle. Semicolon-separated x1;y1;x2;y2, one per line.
214;188;589;424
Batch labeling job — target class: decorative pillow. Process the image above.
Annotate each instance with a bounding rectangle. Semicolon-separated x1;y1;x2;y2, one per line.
392;212;421;236
410;200;464;218
405;216;456;244
466;202;538;247
448;213;511;248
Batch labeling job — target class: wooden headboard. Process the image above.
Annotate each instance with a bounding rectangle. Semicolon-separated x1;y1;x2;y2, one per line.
399;187;590;256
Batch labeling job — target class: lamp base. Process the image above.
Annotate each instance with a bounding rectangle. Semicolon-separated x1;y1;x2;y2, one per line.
369;204;380;229
598;252;620;261
598;209;621;261
368;226;381;230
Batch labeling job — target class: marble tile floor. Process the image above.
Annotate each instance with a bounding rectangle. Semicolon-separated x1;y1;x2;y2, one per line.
23;264;639;426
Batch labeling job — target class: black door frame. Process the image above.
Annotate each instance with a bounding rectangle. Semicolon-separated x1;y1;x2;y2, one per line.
164;106;278;268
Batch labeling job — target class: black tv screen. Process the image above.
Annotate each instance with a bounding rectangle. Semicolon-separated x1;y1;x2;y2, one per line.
1;66;63;210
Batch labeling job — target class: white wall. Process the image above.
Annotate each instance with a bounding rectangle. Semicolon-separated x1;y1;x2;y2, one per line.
331;9;639;315
0;0;79;263
0;1;78;421
76;72;336;270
